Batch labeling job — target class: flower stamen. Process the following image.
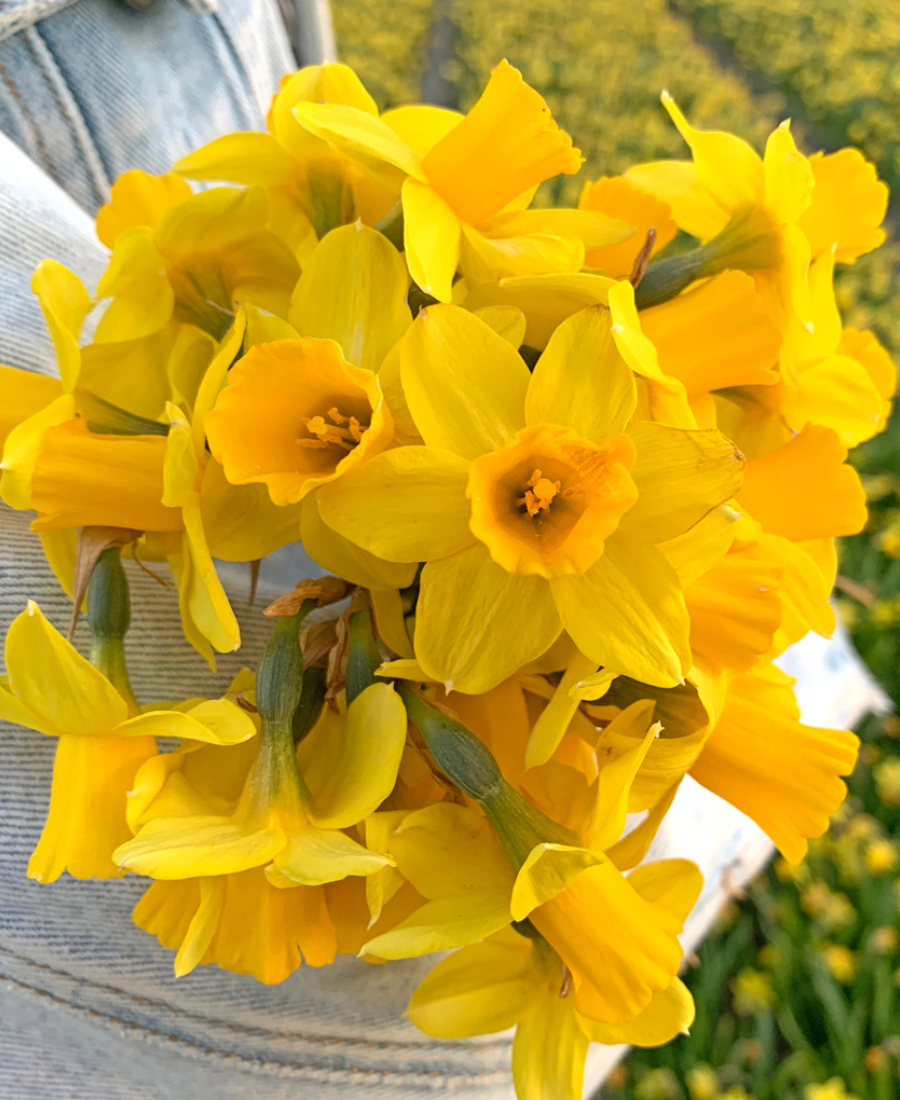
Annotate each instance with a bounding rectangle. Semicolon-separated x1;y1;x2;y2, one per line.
298;408;368;452
518;468;562;517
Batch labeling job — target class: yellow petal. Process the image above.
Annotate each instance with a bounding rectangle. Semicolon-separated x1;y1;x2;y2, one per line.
525;306;637;439
0;365;63;453
525;652;599;770
465;270;615;349
623;422;745;542
407;933;538;1038
400;304;530;458
29;734;156;882
95;227;174;342
292;101;424;186
626;858;703;923
460;222;584;285
174;132;294;188
579;977;695;1047
179;494;241;655
402;178;462;302
691;669;859;864
31;260;91;391
763;120;813;226
798;148;887;263
0;393;75;511
421;60;582;225
738;425;867;540
484;207;634;252
364;809;408;926
416;544;562;693
387;802;514;900
5;601;129;735
303;683;407;828
579;175;676;278
115;815;285;879
511;843;605;922
661;93;764;218
513;982;589;1100
96;169;193;246
200;460;302;563
289;222;410;371
552;533;690;687
191;313;246;457
473;305;527;348
360;892;512;959
639;270;781;395
625;159;730;240
381;105;463;158
316;445;474;563
607;279;676;387
588;702;660;850
606;782;680;872
299;492;417;591
118;699;256;746
173;876;225;977
267;827;391;887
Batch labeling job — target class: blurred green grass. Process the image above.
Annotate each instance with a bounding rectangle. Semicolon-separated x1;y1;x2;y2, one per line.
331;2;900;1094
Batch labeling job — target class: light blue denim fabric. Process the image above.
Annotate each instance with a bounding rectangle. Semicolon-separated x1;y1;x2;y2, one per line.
0;5;882;1097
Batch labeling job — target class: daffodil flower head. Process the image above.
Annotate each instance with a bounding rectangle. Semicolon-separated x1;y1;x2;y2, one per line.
319;295;744;691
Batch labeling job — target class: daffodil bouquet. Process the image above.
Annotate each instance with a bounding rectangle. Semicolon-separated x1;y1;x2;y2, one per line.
0;58;890;1099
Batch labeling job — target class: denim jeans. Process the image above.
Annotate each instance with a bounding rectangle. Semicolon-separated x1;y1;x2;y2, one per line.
0;4;884;1097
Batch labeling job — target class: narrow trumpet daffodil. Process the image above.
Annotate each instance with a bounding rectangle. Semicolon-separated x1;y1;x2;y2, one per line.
0;601;254;882
114;611;408;889
407;927;695;1100
175;62;399;259
318;297;744;692
628;95;818;330
294;60;632;301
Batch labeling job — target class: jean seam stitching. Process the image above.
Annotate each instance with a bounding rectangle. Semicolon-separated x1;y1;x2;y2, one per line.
1;971;509;1083
20;24;110;206
0;943;509;1053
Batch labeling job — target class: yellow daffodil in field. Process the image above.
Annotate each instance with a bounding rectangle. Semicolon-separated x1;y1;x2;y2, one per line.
627;95;820;329
318;297;744;692
407;927;695;1100
175;62;399;260
0;601;255;882
294;60;632;301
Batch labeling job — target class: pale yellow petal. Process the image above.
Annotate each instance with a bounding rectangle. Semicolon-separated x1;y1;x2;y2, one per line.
402;178;462;303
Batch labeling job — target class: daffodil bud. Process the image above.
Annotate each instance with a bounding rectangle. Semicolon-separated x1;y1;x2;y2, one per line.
255;599;316;727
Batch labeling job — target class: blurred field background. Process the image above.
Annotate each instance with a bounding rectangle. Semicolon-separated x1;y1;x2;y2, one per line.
329;3;900;1097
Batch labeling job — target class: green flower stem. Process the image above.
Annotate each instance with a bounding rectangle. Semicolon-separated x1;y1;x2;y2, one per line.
87;547;139;715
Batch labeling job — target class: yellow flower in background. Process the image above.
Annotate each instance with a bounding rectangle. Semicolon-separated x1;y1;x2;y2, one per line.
0;602;254;882
821;944;856;984
804;1079;861;1100
731;967;776;1014
319;298;744;691
294;60;631;300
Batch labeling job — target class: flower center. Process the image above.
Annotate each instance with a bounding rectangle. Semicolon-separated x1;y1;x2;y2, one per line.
519;469;562;516
298;406;368;453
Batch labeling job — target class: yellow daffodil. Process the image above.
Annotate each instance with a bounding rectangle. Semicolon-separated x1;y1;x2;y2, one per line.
407;927;694;1100
293;60;631;300
97;184;299;342
578;175;677;279
361;792;701;1027
175;62;398;260
628;95;818;330
114;613;408;889
318;298;744;691
0;601;254;882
